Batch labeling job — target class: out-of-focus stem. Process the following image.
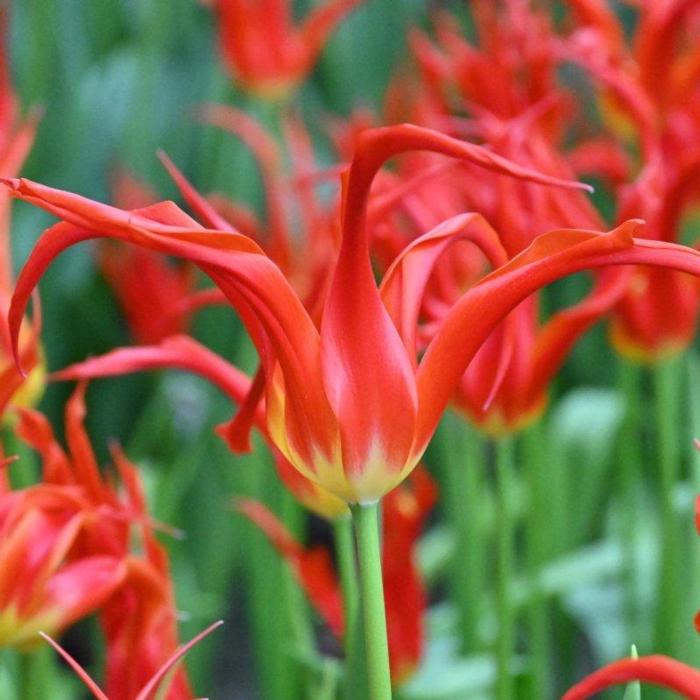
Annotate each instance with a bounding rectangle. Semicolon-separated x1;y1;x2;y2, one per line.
495;436;515;700
351;501;393;700
441;414;486;654
617;359;644;644
522;421;551;699
334;515;367;700
653;358;682;656
279;489;315;693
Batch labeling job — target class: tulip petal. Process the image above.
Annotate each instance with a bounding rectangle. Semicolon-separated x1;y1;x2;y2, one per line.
135;620;224;700
380;212;508;356
415;221;700;451
39;632;110;700
157;150;236;232
53;335;255;411
526;267;632;409
197;105;290;267
562;655;700;699
15;406;74;484
65;382;110;503
43;556;127;630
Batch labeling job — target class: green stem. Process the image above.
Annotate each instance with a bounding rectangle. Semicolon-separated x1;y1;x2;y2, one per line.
281;490;315;656
334;515;367;700
522;422;550;699
653;358;682;655
495;436;515;700
334;516;360;651
351;502;392;700
441;414;485;654
617;359;644;645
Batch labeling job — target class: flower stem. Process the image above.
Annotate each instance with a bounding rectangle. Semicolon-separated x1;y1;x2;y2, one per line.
334;515;367;699
653;358;682;655
440;413;486;654
351;501;393;700
522;421;551;699
617;359;644;644
495;436;515;700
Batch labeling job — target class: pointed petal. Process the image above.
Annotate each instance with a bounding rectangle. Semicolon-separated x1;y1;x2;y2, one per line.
53;336;256;413
43;556;127;630
415;221;700;451
300;0;365;66
562;655;700;700
526;267;631;408
216;366;266;453
14;407;73;484
64;382;109;503
134;620;224;700
157;150;236;232
196;105;290;267
5;181;337;471
380;212;508;356
39;632;110;700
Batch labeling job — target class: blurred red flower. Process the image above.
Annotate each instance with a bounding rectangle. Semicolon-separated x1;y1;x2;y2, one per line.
205;0;365;98
14;383;199;698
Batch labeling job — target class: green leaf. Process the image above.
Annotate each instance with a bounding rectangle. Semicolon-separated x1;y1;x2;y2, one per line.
622;646;641;700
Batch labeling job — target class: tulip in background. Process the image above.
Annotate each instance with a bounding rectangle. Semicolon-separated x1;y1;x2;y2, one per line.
10;383;203;697
204;0;365;99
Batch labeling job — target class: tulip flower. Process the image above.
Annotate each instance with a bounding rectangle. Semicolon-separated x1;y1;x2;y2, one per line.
0;485;126;649
563;0;700;362
7;124;700;501
237;468;437;684
4;124;599;504
14;383;199;697
205;0;365;99
410;3;563;128
0;385;137;649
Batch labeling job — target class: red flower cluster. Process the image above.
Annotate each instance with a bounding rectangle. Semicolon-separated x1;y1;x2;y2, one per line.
1;383;204;697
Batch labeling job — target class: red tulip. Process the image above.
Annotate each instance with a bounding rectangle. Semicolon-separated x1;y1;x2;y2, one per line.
206;0;365;98
0;383;138;648
237;468;436;683
8;125;700;501
563;0;700;362
15;383;199;697
0;484;126;648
